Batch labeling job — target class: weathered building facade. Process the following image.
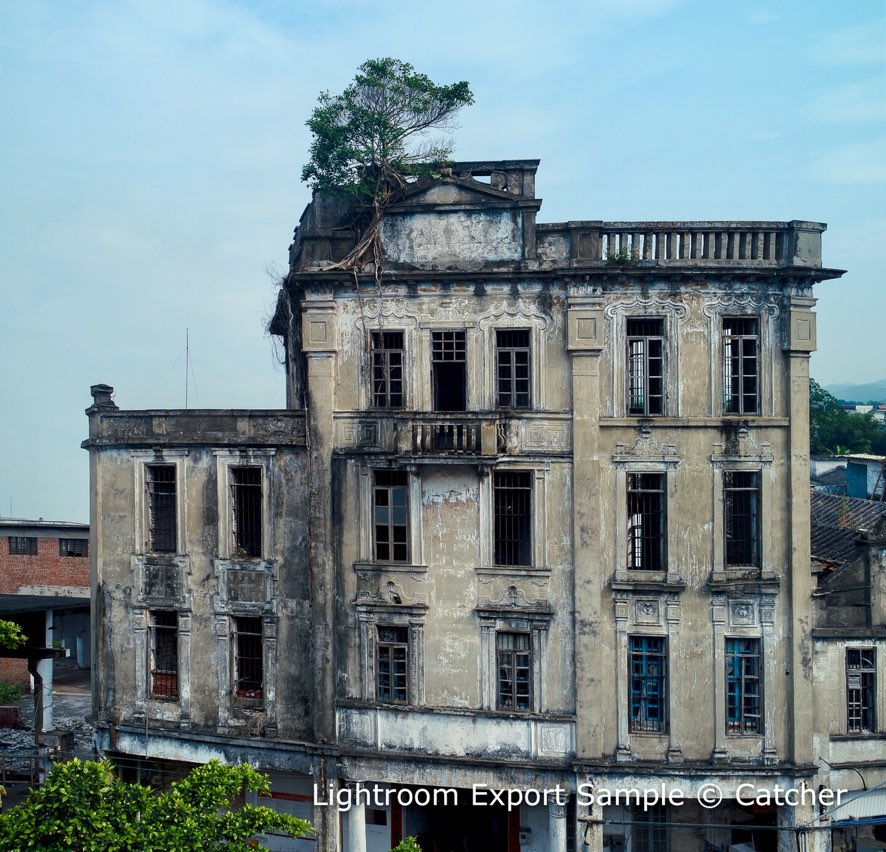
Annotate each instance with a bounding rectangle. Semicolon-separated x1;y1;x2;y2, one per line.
86;160;876;851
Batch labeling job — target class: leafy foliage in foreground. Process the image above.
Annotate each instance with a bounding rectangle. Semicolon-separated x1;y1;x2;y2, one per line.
0;758;313;851
0;619;26;650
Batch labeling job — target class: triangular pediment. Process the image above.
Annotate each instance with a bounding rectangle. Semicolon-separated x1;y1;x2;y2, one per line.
392;178;527;210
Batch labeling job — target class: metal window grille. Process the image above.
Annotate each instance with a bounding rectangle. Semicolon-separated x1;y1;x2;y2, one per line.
233;616;263;699
724;471;760;567
371;331;404;408
376;625;409;704
847;648;876;733
633;804;670;852
431;330;467;411
8;536;37;555
150;611;178;698
231;467;262;558
497;632;531;711
59;538;88;557
373;471;409;562
626;318;664;416
146;464;177;553
629;636;667;733
494;470;532;566
726;637;761;734
723;317;759;414
627;473;666;571
496;328;531;409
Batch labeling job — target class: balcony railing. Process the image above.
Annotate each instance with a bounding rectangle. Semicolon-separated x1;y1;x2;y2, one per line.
412;419;482;454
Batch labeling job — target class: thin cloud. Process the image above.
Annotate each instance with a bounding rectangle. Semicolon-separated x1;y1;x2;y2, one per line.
804;78;886;123
807;137;886;184
807;20;886;66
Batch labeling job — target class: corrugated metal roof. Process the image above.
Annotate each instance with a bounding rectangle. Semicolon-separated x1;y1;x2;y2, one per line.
825;788;886;823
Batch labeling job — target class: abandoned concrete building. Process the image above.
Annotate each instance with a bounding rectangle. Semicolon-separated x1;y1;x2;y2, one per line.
85;159;886;851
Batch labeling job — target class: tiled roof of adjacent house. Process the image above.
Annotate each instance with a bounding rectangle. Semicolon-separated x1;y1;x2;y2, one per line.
810;490;886;566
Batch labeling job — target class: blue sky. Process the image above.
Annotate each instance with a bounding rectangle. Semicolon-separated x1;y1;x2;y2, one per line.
1;0;884;522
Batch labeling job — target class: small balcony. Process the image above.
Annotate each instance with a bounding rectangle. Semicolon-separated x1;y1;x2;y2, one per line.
411;418;484;454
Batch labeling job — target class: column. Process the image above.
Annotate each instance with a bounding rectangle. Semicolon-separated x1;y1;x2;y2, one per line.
711;595;727;762
665;598;683;763
761;597;778;764
613;599;631;761
347;782;367;852
549;801;567;852
37;610;54;732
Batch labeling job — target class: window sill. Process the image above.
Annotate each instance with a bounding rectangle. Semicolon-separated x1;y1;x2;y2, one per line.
354;561;428;575
477;564;551;579
611;573;685;593
831;733;886;741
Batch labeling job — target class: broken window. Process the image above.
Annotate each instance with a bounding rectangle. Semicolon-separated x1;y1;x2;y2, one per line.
8;536;37;555
723;316;759;415
371;330;404;408
373;470;409;563
233;616;263;700
847;648;876;733
150;610;178;698
146;464;177;553
627;473;666;571
497;632;531;711
431;330;466;411
493;470;532;566
59;538;88;557
629;636;667;733
626;318;664;416
376;625;409;704
496;328;531;409
726;637;761;734
724;471;760;567
231;467;262;558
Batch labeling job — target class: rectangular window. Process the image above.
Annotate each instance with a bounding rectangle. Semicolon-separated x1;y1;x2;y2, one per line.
723;317;759;415
150;611;178;698
59;538;88;557
626;318;664;416
373;471;409;563
724;471;760;567
231;467;262;558
233;616;263;700
497;632;531;711
496;329;531;409
146;464;177;553
627;473;666;571
847;648;876;733
726;637;761;734
8;536;37;555
493;470;532;566
376;625;409;704
431;330;467;411
629;636;667;733
633;805;670;852
371;330;404;408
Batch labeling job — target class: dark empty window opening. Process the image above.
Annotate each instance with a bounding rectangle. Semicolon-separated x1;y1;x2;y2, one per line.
371;330;404;408
376;625;409;704
432;330;466;411
724;471;760;567
497;632;531;711
150;610;179;698
629;636;667;733
146;464;177;553
494;470;532;566
231;467;262;558
233;616;263;700
373;470;409;563
8;536;37;555
726;637;761;734
627;473;666;571
626;318;664;416
847;648;876;733
59;538;88;557
496;328;531;409
723;317;759;415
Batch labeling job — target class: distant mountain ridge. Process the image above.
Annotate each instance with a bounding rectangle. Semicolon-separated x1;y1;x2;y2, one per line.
824;378;886;403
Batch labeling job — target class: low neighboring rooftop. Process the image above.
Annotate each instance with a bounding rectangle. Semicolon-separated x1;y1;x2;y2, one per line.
810;491;886;567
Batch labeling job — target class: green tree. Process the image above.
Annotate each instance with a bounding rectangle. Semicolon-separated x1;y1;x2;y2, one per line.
810;379;886;455
0;619;26;649
389;838;423;852
0;758;313;851
301;58;473;271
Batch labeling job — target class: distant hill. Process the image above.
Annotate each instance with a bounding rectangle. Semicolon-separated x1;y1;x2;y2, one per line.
825;379;886;403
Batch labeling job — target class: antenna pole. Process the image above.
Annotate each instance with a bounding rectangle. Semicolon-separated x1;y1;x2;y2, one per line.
185;328;189;410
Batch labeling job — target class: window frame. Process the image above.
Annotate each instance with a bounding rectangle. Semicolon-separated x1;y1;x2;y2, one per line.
723;470;761;568
232;615;264;703
376;624;410;704
626;317;665;417
149;610;179;699
629;635;668;734
373;470;410;564
493;470;533;568
8;536;37;556
496;631;532;712
722;316;760;415
846;647;877;734
431;329;467;412
725;637;762;735
230;466;263;559
626;472;667;572
370;330;405;409
495;328;531;410
633;804;670;852
59;538;88;558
